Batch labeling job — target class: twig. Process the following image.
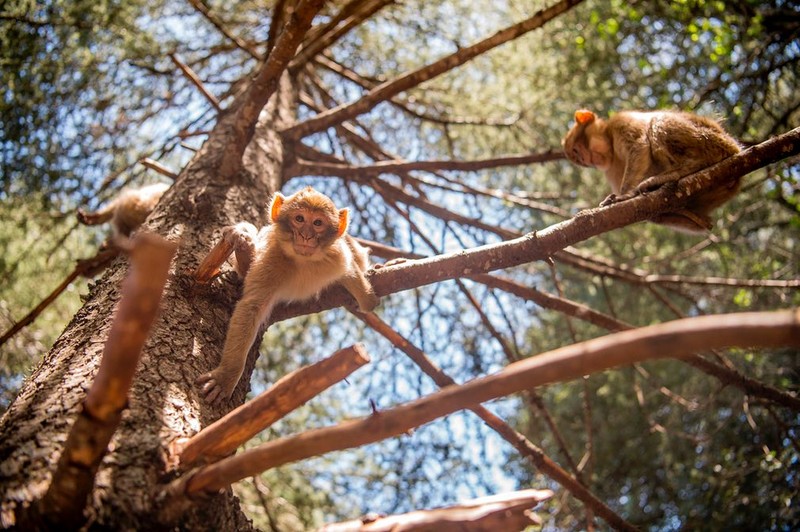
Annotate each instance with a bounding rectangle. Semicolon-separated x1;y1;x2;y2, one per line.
185;0;261;60
179;344;370;468
35;234;177;528
140;157;180;179
0;248;120;348
169;53;222;112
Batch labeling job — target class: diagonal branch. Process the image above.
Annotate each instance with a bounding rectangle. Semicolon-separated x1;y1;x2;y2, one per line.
352;310;627;530
281;0;585;140
291;0;395;69
185;0;261;60
169;53;222;112
163;310;800;528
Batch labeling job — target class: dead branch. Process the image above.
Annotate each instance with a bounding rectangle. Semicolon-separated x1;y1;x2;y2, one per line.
163;310;799;524
319;488;553;531
169;53;222;112
179;344;370;468
140;157;179;179
35;233;177;528
352;311;633;531
288;151;563;177
0;247;120;349
269;126;800;323
282;0;585;140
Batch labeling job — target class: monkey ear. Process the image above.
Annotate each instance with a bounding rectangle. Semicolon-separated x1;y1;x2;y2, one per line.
269;193;285;222
337;208;350;238
574;109;596;125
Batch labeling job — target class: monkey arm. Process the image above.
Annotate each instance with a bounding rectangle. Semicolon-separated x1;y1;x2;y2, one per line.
196;295;275;405
194;223;260;284
340;270;379;312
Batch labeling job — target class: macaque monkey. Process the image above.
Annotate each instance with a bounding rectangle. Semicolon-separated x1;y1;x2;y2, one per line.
195;187;380;405
77;182;170;237
562;109;741;232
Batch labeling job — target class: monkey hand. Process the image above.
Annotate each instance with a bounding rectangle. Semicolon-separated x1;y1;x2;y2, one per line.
196;368;238;405
358;291;380;313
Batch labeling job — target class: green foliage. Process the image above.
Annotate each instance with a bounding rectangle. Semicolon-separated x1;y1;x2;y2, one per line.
0;194;95;411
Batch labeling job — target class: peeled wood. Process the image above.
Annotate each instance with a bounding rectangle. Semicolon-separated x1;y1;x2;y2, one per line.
37;233;177;528
180;344;370;468
319;488;553;532
172;310;799;499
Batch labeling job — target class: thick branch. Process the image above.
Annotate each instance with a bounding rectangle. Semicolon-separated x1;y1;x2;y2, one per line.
36;234;177;528
179;344;370;468
167;310;800;508
282;0;585;140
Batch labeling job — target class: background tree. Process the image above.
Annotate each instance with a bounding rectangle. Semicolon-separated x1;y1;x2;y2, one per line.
1;0;798;530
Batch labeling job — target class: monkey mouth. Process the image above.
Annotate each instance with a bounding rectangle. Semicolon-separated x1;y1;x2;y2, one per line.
293;243;319;256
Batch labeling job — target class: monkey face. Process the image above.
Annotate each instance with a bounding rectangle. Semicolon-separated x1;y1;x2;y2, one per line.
287;208;338;257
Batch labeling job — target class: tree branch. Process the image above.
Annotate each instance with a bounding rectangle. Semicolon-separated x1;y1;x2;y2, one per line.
36;234;177;528
178;344;370;468
164;310;800;527
281;0;585;140
169;53;222;112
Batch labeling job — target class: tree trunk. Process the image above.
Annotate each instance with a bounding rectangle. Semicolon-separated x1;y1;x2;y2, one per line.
0;76;295;531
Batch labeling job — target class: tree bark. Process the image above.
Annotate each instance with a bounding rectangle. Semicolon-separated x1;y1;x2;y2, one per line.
0;76;295;532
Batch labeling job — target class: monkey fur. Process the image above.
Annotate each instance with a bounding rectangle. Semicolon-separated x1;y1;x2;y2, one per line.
77;182;170;237
196;187;379;405
562;109;741;232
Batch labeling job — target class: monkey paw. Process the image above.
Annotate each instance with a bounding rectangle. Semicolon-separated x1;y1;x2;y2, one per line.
599;193;619;207
358;292;380;313
196;369;237;406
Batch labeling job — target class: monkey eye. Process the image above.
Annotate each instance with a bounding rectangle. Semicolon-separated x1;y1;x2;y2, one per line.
313;219;323;227
295;215;304;223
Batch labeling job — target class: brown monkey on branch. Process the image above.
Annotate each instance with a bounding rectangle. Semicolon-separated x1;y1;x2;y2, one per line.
194;187;379;405
77;182;170;238
562;109;741;232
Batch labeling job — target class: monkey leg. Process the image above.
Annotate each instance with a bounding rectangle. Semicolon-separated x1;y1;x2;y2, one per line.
77;207;113;226
193;222;259;284
651;210;713;233
636;170;683;193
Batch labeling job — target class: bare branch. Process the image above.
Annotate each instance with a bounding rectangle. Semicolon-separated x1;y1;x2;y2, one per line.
282;0;585;140
140;157;179;179
169;53;222;112
352;310;631;531
291;0;395;69
164;310;800;525
185;0;261;60
179;344;370;468
37;234;177;528
215;0;325;179
320;489;553;531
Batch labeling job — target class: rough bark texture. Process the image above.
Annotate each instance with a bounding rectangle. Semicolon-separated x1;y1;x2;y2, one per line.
0;77;295;532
